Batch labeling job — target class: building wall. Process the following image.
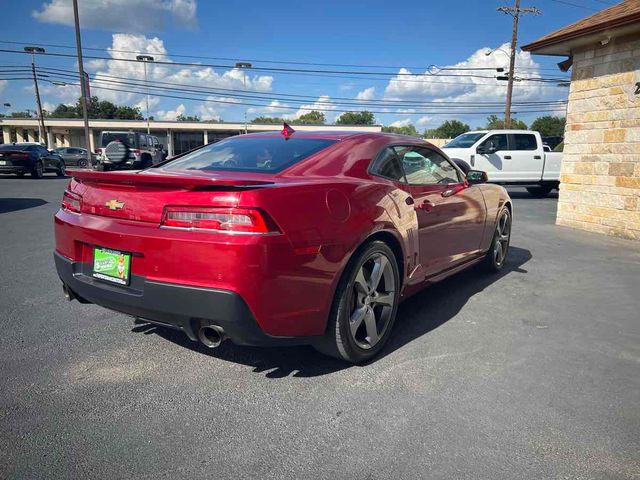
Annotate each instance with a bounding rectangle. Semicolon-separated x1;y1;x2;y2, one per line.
559;34;640;240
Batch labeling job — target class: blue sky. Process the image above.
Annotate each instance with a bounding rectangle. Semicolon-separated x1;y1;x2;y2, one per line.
0;0;608;129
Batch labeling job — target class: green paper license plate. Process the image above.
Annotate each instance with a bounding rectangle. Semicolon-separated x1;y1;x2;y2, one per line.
92;247;131;285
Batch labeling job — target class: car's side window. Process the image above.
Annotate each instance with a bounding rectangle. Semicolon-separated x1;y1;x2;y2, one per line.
369;147;406;182
479;134;508;152
512;134;537;151
394;146;461;185
140;135;148;148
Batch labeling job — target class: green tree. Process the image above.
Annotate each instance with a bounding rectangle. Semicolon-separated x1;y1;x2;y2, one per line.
424;120;470;139
45;96;143;120
382;124;420;137
530;115;566;137
6;111;35;118
176;114;201;122
252;116;284;124
485;114;527;130
336;111;375;125
294;110;325;125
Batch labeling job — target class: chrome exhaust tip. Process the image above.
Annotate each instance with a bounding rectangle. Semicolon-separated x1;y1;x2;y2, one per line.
198;325;225;348
63;284;75;301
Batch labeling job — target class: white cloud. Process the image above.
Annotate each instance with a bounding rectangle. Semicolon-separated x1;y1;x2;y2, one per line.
389;119;412;128
41;34;275;120
195;98;225;121
247;100;289;116
416;116;433;126
33;0;197;32
384;43;564;107
355;87;375;101
156;103;186;121
0;80;7;94
284;95;338;122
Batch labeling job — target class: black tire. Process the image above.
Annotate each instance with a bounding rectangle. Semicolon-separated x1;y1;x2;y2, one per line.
453;159;471;175
77;158;88;168
31;161;44;179
140;154;152;169
526;186;553;198
313;241;400;364
57;162;66;177
480;207;511;273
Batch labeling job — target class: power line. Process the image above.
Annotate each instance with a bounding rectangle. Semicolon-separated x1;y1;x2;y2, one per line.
0;39;569;73
0;47;569;82
28;66;567;107
547;0;600;11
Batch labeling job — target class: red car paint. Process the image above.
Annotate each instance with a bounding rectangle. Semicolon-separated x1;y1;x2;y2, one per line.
54;131;510;341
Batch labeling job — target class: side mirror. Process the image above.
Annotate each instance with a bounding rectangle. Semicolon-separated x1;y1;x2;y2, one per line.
466;169;488;184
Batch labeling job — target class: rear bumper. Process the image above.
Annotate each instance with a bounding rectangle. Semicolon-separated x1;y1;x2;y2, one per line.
0;166;28;174
54;252;315;346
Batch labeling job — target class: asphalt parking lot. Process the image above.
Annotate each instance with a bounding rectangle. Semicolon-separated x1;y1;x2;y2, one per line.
1;175;639;479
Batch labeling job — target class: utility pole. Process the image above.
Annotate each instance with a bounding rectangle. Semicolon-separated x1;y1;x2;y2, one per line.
497;0;540;128
136;55;155;134
24;46;47;146
73;0;92;156
235;62;252;134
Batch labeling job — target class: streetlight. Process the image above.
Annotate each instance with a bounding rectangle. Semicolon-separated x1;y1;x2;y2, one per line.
24;46;47;146
235;62;252;134
136;54;155;134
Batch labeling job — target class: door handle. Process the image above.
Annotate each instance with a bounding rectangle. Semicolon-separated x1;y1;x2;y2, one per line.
416;201;435;212
534;155;541;159
504;155;512;159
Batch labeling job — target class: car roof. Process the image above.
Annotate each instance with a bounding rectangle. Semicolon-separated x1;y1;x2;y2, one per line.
237;131;430;143
466;130;536;134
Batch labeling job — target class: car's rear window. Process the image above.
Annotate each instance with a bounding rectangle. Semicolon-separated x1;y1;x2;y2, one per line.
164;137;337;173
101;132;136;147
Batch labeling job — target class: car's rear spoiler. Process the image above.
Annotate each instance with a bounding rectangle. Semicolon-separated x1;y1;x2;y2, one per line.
66;169;274;189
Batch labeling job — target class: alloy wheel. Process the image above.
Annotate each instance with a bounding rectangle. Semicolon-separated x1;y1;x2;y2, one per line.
348;253;396;350
494;211;511;267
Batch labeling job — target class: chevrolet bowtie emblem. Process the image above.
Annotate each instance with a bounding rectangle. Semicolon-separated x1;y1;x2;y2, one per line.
105;199;125;210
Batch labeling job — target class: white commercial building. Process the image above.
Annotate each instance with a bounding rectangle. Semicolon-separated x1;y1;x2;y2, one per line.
0;118;382;157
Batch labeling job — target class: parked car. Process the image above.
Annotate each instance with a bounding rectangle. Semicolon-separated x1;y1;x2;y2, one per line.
442;130;562;197
0;143;66;178
95;131;165;170
54;147;92;168
54;131;512;363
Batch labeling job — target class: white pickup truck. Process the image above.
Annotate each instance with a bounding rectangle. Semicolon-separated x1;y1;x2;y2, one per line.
441;129;562;197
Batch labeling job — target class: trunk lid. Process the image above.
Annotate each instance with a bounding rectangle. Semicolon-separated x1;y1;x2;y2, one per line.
69;168;275;223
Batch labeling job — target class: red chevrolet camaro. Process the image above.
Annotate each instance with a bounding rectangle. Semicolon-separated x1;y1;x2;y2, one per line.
54;130;512;363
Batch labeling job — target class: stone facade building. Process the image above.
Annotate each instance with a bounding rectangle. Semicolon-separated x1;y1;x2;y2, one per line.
523;1;640;240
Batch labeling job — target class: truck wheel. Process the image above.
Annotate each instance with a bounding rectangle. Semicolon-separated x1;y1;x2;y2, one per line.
526;186;552;198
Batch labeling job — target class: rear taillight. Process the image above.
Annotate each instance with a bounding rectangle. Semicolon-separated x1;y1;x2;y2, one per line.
161;206;278;234
62;190;82;213
131;149;141;156
11;153;29;159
